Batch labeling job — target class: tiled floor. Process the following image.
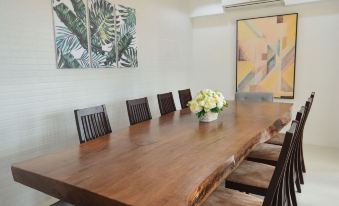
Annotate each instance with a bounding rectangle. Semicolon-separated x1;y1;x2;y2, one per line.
38;144;339;206
297;144;339;206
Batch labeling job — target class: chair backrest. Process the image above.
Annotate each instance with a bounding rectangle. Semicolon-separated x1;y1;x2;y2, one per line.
307;92;315;117
309;93;315;109
262;121;299;206
298;97;313;139
126;97;152;125
307;92;315;114
310;92;315;99
293;107;305;149
74;105;112;144
235;92;273;102
178;89;192;109
157;92;176;115
287;107;306;201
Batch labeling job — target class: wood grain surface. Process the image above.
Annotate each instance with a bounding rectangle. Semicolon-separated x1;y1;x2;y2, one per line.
12;101;292;206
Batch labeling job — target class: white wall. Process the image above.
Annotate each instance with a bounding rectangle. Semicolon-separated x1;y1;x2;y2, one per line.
1;0;339;205
0;0;192;205
190;1;339;148
189;0;223;17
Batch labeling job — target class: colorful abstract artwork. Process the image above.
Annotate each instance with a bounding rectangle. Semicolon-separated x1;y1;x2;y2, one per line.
52;0;138;69
236;14;298;99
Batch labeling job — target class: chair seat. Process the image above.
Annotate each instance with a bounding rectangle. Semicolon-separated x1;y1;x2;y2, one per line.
247;143;282;166
266;133;285;145
226;160;275;189
203;185;263;206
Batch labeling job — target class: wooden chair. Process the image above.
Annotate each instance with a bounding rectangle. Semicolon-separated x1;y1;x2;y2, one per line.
300;92;315;173
126;97;152;125
74;105;112;144
266;92;315;177
178;89;192;109
247;107;304;165
246;107;306;193
235;92;273;102
157;92;176;115
224;118;301;205
54;106;112;205
267;92;315;146
203;121;299;206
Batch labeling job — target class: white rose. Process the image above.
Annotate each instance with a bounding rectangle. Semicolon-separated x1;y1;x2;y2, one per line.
189;100;202;113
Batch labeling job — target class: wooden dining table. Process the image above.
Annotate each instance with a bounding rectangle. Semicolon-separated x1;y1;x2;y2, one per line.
11;101;292;206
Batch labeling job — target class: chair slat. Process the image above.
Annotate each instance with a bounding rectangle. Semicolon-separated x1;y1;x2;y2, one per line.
86;116;93;140
126;97;152;125
178;89;192;109
95;113;103;136
92;114;99;137
81;116;89;140
157;92;176;115
74;105;112;144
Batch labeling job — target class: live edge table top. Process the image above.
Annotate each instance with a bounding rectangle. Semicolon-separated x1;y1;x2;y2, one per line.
12;101;292;206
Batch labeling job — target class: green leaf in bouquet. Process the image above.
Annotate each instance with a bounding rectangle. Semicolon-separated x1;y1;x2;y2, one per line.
197;110;206;119
211;107;221;113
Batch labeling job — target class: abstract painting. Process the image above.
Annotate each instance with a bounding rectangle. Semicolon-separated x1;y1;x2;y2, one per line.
52;0;90;68
236;13;298;99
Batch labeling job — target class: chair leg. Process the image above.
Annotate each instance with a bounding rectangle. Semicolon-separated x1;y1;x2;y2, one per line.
287;165;298;206
298;144;305;185
300;133;306;173
290;175;298;206
296;152;304;185
294;162;302;193
295;179;302;193
299;168;304;185
301;144;306;173
294;145;302;193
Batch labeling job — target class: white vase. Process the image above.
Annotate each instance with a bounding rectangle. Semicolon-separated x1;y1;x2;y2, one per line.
199;112;219;123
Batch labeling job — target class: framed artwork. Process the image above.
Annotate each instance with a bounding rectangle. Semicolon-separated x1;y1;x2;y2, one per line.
52;0;90;68
116;5;138;68
51;0;138;69
236;13;298;99
88;0;116;68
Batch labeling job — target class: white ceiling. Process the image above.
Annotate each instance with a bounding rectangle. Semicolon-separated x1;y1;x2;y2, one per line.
189;0;332;18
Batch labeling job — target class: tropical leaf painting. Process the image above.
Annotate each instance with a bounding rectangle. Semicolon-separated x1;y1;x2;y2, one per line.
52;0;138;69
116;5;138;68
52;0;90;68
88;0;116;68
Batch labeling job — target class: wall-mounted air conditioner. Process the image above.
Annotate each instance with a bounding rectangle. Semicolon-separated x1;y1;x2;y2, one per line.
222;0;285;9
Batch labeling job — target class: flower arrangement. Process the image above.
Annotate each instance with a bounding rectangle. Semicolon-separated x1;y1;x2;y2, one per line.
188;89;228;122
